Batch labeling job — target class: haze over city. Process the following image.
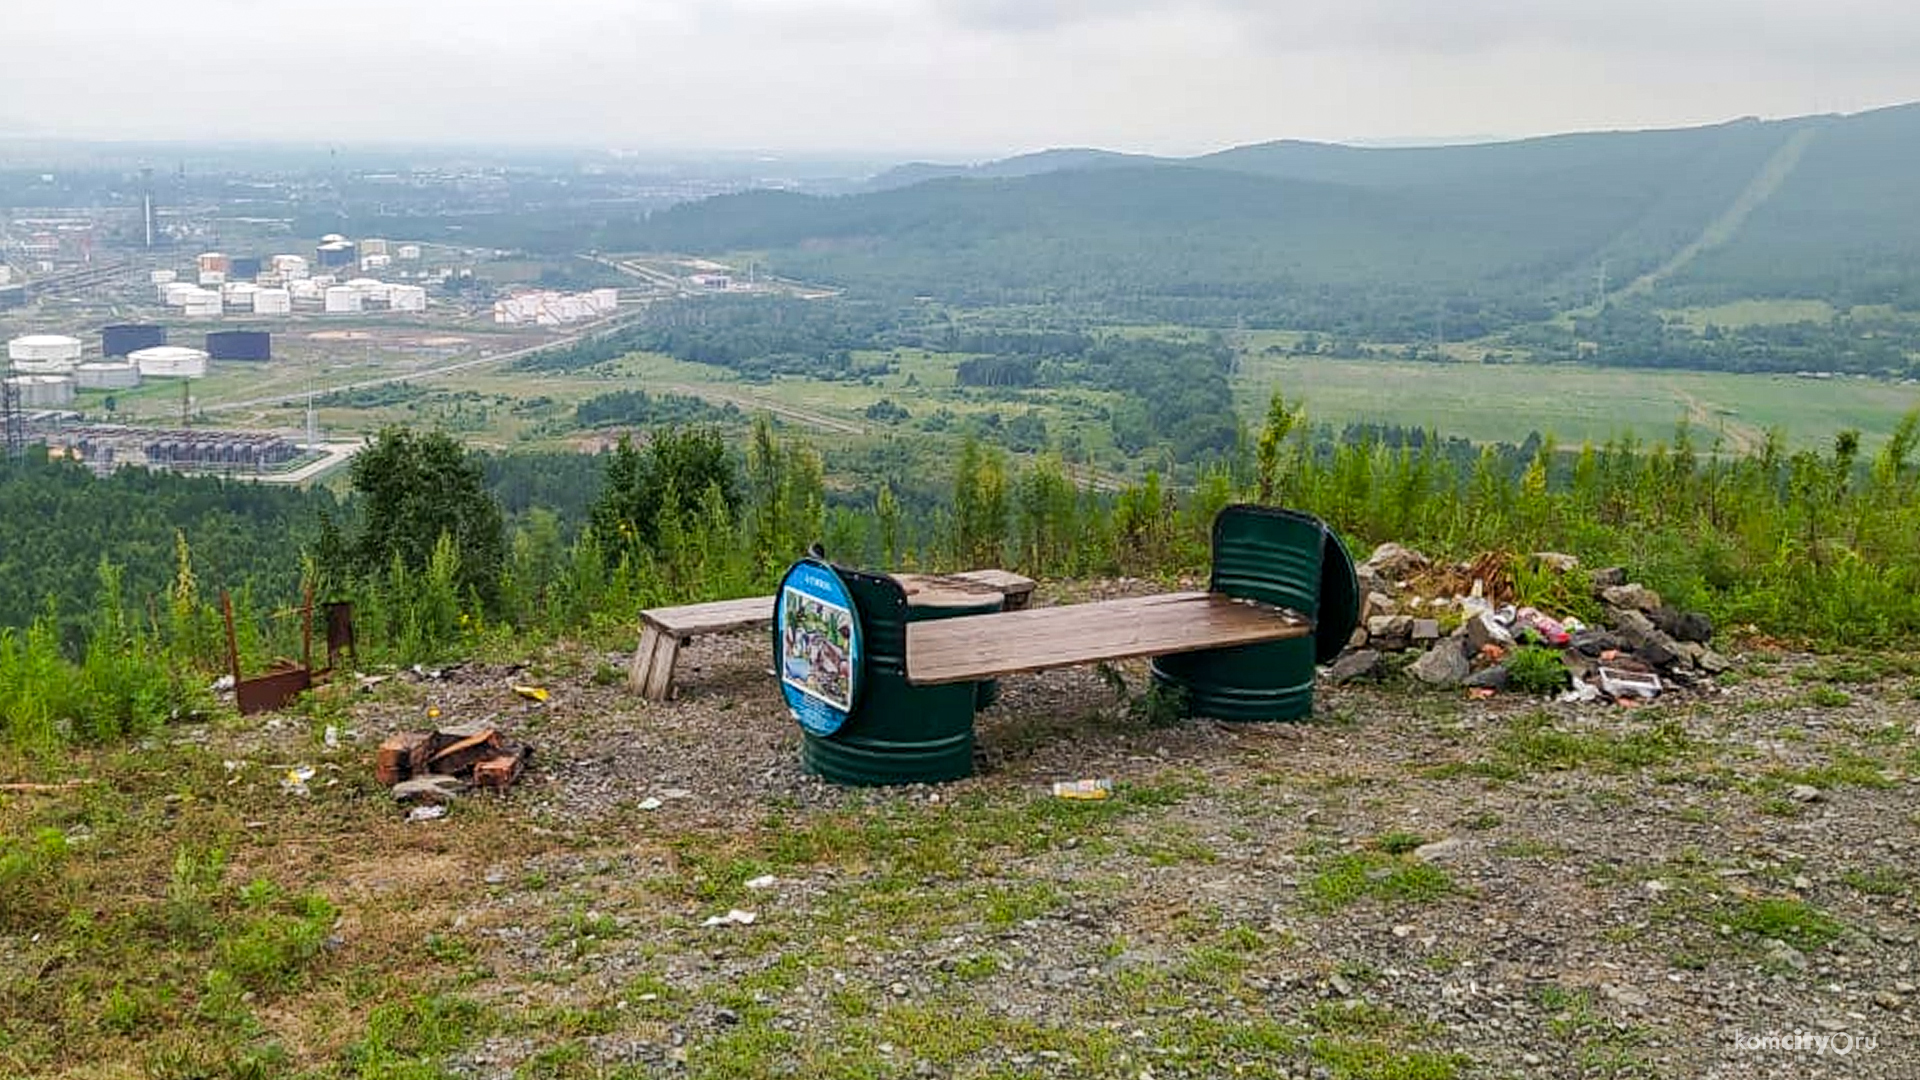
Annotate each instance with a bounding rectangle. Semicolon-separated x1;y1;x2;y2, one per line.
4;0;1917;154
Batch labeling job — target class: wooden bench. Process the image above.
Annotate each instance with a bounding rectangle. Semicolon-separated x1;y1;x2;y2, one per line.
904;591;1311;686
629;569;1036;701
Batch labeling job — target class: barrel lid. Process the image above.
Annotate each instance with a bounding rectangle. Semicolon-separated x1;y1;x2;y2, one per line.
774;558;865;736
1315;528;1361;664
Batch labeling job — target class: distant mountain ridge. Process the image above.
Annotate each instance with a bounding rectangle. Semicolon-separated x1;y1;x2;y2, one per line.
639;104;1920;332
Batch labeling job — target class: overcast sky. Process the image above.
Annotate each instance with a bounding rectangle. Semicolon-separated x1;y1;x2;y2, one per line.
2;0;1915;158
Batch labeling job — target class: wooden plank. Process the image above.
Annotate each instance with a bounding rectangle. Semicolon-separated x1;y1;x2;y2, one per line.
631;568;1035;700
643;595;776;637
642;633;680;701
628;626;679;700
639;569;1037;637
905;592;1310;686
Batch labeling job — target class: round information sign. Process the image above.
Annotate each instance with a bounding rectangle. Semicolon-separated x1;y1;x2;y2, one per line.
773;558;864;736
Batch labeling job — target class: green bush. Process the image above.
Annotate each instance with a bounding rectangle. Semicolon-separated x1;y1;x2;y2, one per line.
1506;646;1571;695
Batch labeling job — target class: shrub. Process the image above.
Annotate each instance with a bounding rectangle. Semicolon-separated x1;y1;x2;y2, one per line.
1506;646;1570;695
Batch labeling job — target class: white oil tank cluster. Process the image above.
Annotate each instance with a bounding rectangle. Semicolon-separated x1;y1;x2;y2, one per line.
492;288;619;326
76;361;142;390
254;288;293;315
130;345;209;379
151;269;178;285
6;374;76;408
7;334;85;373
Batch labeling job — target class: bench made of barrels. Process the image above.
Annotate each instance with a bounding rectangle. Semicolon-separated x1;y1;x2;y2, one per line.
903;591;1310;686
628;569;1036;701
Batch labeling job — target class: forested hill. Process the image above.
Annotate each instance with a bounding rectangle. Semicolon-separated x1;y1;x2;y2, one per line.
637;105;1920;332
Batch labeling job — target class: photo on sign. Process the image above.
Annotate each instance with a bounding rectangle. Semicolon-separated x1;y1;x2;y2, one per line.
780;586;854;711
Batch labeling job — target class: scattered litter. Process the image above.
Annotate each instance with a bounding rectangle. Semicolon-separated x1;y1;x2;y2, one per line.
427;706;441;720
280;765;316;796
744;875;778;891
407;804;448;823
211;674;236;692
637;796;665;811
512;685;550;703
660;788;693;800
1596;666;1662;700
1559;676;1604;704
703;909;758;927
324;725;340;749
1052;778;1113;801
1467;687;1497;700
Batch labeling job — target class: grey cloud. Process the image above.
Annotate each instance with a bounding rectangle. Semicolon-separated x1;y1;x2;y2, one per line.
0;0;1913;151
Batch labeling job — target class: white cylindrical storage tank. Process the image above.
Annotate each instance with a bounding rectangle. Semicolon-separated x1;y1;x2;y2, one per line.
130;346;209;379
151;269;178;285
324;286;364;313
397;244;421;261
163;282;197;305
361;254;391;271
347;277;389;303
360;238;390;257
311;274;336;288
254;288;292;315
223;282;257;309
7;374;76;408
288;280;322;303
272;254;309;273
183;290;223;318
199;270;227;286
8;334;85;368
75;361;142;390
389;284;427;312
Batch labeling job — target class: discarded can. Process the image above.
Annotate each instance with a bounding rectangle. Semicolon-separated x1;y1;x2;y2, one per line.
1051;779;1113;801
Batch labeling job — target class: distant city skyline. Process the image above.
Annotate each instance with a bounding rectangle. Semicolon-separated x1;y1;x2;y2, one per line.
2;0;1914;158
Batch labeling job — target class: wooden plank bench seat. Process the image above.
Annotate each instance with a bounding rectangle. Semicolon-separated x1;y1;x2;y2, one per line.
629;569;1036;701
905;591;1311;686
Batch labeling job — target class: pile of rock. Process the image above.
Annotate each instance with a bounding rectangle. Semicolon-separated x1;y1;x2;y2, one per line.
1329;544;1731;700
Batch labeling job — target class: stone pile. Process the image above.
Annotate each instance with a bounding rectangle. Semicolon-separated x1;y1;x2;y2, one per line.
1329;544;1732;699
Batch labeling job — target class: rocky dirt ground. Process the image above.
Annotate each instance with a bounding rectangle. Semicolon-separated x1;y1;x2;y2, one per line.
6;586;1919;1079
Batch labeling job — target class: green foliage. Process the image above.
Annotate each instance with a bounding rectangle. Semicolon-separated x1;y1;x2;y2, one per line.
347;427;506;612
588;428;741;556
951;435;1009;567
1506;646;1571;695
574;389;742;429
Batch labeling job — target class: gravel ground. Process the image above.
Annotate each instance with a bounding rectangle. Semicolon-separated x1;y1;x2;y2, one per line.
292;598;1920;1080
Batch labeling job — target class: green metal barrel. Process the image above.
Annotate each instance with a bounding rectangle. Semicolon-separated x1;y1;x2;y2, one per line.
800;570;999;786
1150;505;1341;722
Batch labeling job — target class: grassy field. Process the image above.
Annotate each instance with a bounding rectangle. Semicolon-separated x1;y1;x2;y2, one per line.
1232;353;1920;453
44;307;1920;476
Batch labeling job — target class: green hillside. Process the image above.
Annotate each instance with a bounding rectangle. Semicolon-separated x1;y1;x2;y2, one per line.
1670;104;1920;307
634;106;1920;335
